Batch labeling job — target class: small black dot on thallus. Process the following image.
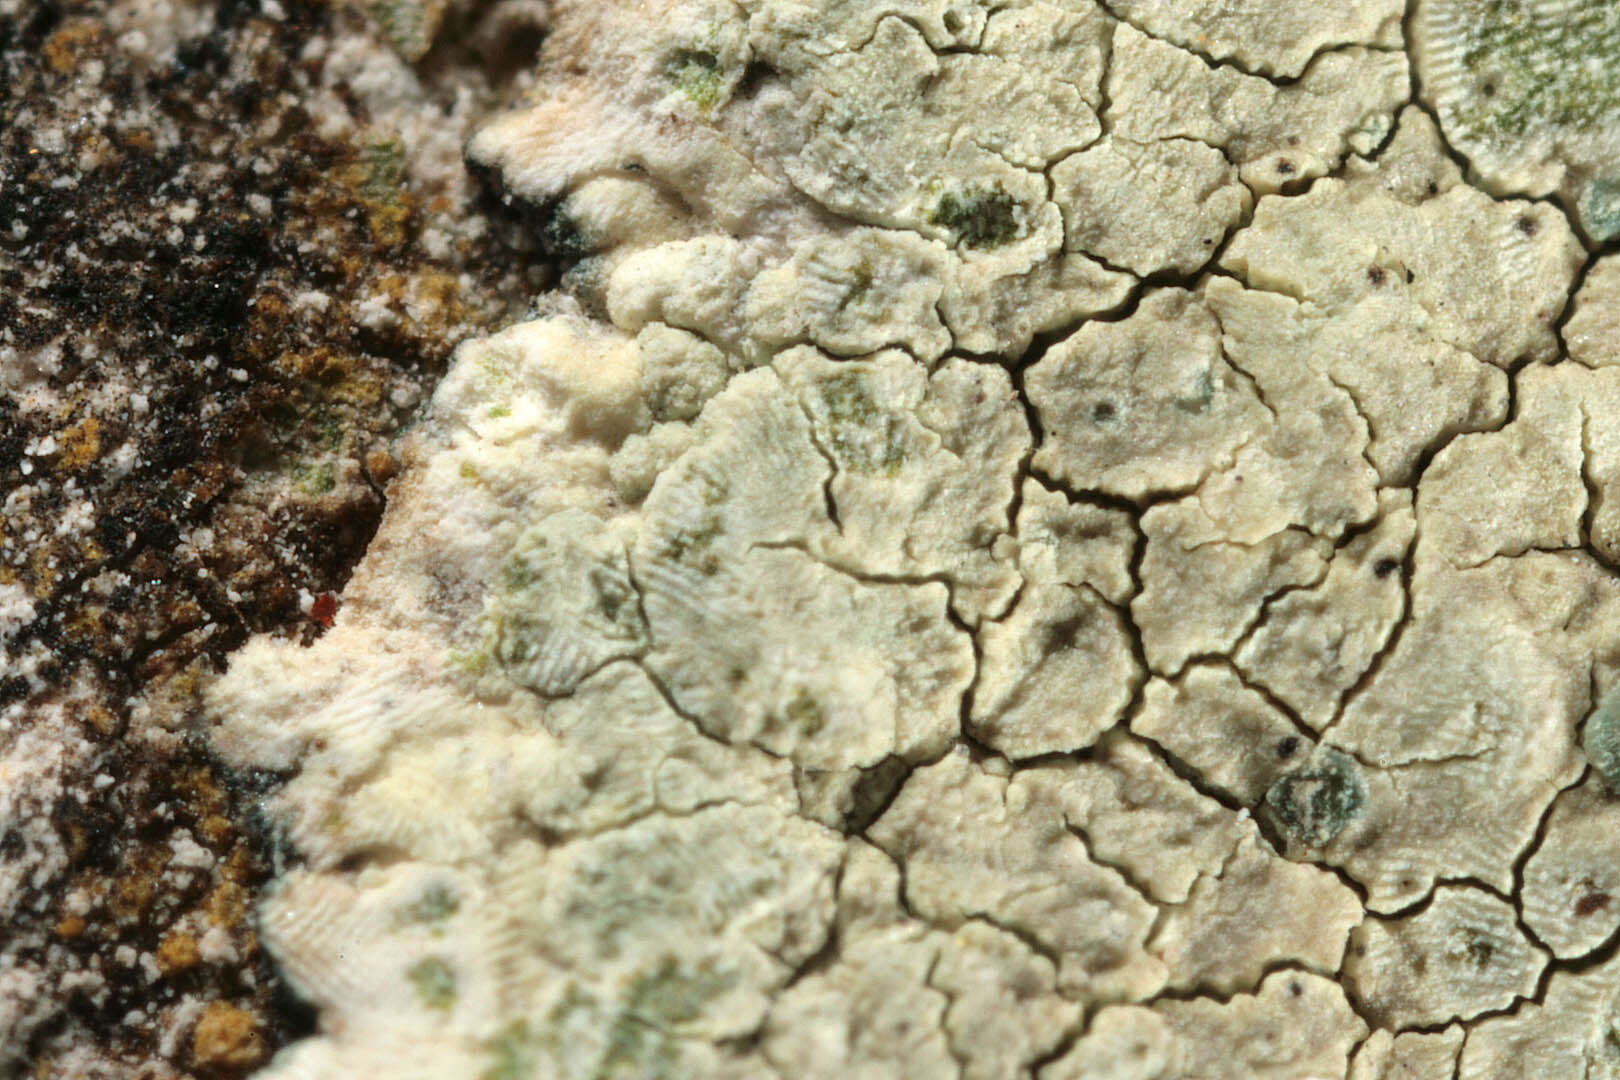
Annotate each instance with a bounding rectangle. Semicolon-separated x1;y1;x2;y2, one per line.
1275;159;1296;176
1276;736;1300;759
1374;558;1399;578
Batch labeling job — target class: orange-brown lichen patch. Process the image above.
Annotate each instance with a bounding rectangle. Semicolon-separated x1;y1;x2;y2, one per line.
27;542;62;597
159;931;203;976
75;535;108;567
198;814;236;848
53;914;86;939
73;702;120;738
406;267;472;334
58;415;105;469
42;18;107;75
365;446;399;485
0;0;547;1068
108;859;162;924
61;607;111;649
334;141;415;249
192;1001;267;1071
205;879;252;929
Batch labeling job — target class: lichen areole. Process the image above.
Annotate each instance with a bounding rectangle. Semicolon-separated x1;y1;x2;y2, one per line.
929;185;1021;249
1265;747;1367;847
1584;685;1620;793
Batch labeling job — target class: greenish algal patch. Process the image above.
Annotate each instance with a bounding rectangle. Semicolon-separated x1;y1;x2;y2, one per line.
659;471;728;572
541;203;595;262
406;883;460;927
460;461;480;481
1174;368;1216;414
1459;931;1495;969
1445;0;1620;141
664;49;725;110
360;137;408;198
697;471;730;506
1265;746;1366;847
818;370;906;476
503;541;547;591
660;516;723;574
483;1021;539;1080
1584;684;1620;792
930;185;1021;249
368;0;429;58
489;404;512;419
319;411;345;450
293;461;337;496
781;686;826;737
589;565;636;624
478;353;514;385
593;957;736;1080
836;263;875;313
408;956;457;1011
449;644;492;677
1582;177;1620;243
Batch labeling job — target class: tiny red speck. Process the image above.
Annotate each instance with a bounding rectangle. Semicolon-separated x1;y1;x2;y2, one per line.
311;593;338;627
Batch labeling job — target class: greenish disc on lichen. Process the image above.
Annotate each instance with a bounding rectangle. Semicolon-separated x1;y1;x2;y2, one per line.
540;204;595;262
1582;178;1620;245
929;186;1021;249
404;883;460;930
814;369;907;477
480;1021;538;1080
664;48;724;110
407;956;458;1011
1583;685;1620;793
1265;747;1366;847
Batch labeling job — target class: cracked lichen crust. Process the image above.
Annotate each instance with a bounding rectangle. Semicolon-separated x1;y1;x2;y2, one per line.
1101;0;1404;79
1414;0;1620;241
1520;772;1620;960
200;4;1620;1079
1344;885;1549;1028
1568;254;1620;369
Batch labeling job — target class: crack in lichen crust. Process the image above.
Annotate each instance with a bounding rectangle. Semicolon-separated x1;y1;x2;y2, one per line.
185;1;1620;1078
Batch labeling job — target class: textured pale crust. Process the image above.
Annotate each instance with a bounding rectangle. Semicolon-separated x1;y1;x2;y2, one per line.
1413;0;1620;240
203;2;1620;1077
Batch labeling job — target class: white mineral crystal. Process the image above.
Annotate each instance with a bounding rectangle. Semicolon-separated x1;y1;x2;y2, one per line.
206;0;1620;1076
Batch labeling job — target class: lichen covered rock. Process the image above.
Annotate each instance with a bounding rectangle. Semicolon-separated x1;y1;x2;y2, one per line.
139;2;1620;1078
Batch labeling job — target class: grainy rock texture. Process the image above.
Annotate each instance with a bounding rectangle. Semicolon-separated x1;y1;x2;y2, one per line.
0;0;547;1073
8;0;1620;1078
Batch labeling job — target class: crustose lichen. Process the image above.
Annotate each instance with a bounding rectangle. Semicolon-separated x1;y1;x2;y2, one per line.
1265;747;1366;847
1584;684;1620;793
930;186;1021;249
664;49;724;110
